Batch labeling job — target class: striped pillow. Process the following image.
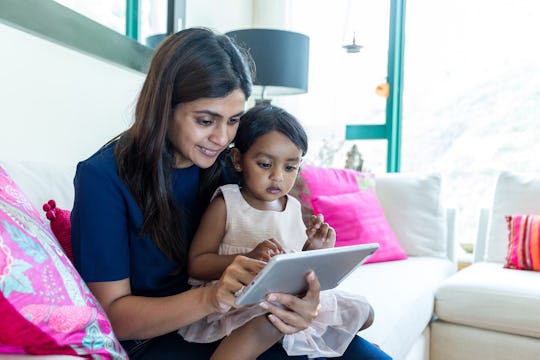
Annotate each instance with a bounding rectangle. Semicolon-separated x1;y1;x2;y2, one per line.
504;215;540;271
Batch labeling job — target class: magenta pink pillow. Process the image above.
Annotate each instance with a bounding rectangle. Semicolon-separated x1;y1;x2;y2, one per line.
299;164;374;199
290;164;376;226
0;165;127;358
311;191;407;264
296;164;407;264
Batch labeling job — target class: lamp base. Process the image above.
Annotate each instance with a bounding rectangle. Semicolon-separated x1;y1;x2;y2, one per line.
255;99;272;105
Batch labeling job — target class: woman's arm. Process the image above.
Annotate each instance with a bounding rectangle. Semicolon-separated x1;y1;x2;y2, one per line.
89;256;265;340
88;279;216;340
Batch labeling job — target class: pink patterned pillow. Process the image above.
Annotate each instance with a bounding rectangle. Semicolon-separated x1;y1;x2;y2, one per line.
311;191;407;264
0;166;127;358
504;215;540;271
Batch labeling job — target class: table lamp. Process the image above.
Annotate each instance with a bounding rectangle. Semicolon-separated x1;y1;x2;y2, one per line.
226;28;310;104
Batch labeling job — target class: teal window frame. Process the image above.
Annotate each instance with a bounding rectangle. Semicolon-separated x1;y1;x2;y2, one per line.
345;0;406;172
126;0;139;40
0;0;153;73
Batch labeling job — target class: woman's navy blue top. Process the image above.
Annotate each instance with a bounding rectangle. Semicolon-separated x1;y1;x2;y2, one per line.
71;142;202;298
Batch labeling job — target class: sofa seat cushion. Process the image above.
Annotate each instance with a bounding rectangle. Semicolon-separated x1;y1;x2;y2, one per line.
337;256;455;359
435;262;540;338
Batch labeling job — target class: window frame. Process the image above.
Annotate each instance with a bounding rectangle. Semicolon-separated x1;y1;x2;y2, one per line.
344;0;406;172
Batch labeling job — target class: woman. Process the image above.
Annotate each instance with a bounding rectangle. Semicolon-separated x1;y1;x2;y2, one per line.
71;27;390;359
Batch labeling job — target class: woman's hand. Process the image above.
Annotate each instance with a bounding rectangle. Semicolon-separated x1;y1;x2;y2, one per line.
258;271;321;334
304;214;336;250
209;255;266;313
247;238;285;261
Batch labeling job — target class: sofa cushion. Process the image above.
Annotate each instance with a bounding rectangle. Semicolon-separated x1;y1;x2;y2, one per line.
42;200;73;264
0;160;75;223
311;191;406;263
487;172;540;263
292;164;373;217
505;214;540;271
0;165;127;358
338;256;455;359
435;262;540;338
431;321;540;360
375;172;448;258
293;165;406;263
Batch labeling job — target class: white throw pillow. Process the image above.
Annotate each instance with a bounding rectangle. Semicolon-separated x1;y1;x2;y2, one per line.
0;160;76;220
375;172;447;258
486;171;540;262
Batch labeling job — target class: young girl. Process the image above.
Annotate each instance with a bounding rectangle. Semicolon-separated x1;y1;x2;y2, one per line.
178;104;375;359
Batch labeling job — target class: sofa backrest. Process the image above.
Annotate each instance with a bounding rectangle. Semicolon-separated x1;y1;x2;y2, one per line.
0;160;76;222
484;171;540;262
0;160;453;260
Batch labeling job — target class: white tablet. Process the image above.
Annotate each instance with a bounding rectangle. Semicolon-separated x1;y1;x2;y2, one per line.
234;243;379;306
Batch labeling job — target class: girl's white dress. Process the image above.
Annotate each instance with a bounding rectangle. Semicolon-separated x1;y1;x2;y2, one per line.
178;184;371;358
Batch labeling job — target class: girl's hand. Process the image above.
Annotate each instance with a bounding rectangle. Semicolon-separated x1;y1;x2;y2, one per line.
304;214;336;250
210;255;265;313
258;271;321;334
247;238;285;261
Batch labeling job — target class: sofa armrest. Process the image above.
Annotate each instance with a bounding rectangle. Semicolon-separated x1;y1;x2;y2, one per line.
473;207;490;263
445;207;457;262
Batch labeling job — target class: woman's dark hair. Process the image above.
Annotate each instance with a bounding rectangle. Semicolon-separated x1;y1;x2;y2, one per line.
234;104;308;156
113;27;254;266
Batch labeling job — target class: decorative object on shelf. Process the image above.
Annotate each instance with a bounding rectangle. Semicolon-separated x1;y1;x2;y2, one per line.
345;144;364;171
226;28;310;104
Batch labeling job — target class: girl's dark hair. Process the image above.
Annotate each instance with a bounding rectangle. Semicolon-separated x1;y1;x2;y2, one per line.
234;104;308;156
113;27;254;266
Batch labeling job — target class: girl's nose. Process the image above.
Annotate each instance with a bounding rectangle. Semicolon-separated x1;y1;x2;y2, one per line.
270;168;284;182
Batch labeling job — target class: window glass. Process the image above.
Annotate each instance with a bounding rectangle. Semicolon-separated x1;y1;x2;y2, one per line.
53;0;125;34
402;0;540;244
345;140;388;173
139;0;168;45
286;0;390;168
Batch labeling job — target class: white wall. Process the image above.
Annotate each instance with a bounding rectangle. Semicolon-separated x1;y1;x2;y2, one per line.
185;0;253;33
0;1;294;166
0;22;145;165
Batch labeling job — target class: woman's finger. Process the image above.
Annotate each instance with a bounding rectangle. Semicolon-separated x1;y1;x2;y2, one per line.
217;256;265;309
266;238;285;254
260;271;321;332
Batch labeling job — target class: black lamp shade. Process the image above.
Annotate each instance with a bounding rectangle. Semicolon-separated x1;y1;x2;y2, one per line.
226;29;309;98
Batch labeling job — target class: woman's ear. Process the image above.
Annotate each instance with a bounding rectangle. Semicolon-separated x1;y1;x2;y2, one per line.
230;148;243;172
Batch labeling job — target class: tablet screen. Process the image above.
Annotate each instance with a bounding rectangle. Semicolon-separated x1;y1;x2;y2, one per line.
234;243;379;306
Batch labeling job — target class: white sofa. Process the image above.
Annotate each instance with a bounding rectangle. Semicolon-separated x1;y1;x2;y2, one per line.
337;172;457;359
432;171;540;360
0;160;457;359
